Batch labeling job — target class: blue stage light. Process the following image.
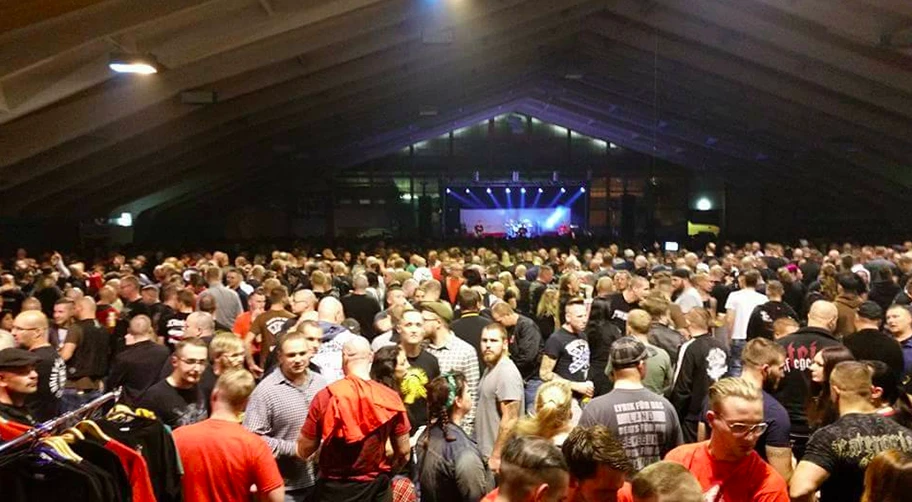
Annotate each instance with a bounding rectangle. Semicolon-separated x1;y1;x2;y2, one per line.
505;188;511;194
538;188;544;193
446;188;451;194
465;188;470;194
520;187;527;194
560;187;566;193
580;187;586;193
486;188;492;194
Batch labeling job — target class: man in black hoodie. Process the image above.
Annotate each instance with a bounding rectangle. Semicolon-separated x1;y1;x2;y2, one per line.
670;308;729;443
774;300;840;459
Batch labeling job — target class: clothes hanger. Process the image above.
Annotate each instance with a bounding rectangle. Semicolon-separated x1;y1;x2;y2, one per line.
75;420;112;443
40;437;83;463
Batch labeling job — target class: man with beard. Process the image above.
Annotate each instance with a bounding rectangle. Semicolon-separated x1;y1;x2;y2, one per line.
476;323;524;473
139;337;209;429
698;338;792;481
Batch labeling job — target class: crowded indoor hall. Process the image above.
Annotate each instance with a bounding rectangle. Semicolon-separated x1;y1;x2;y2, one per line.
1;2;912;502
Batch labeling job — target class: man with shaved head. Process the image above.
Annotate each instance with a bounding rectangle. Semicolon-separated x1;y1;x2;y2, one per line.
11;310;65;421
311;297;357;383
775;300;841;459
341;275;381;341
297;335;410;502
107;314;171;405
59;296;111;412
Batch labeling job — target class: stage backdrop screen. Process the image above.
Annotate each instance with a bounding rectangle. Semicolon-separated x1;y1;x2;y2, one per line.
460;207;571;238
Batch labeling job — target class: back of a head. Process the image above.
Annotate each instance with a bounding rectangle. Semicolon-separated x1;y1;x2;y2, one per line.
129;314;153;338
517;381;572;439
209;332;244;359
863;450;912;502
741;337;786;369
268;285;288;307
197;294;217;314
838;272;863;296
206;266;223;283
766;280;784;297
685;307;711;332
830;361;874;400
457;288;480;312
499;435;569;502
626;309;651;335
742;270;761;288
561;425;632;482
631;461;703;502
318;296;344;323
639;292;670;318
808;300;838;327
342;335;372;364
214;369;256;410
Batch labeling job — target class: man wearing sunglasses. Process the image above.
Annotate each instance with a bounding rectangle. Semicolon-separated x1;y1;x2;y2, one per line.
665;377;789;501
139;337;209;429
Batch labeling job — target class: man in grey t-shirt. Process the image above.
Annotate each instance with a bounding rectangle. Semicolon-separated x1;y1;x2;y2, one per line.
475;323;524;473
579;336;682;471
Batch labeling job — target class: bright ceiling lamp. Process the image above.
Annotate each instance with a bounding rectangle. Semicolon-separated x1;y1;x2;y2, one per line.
109;53;160;74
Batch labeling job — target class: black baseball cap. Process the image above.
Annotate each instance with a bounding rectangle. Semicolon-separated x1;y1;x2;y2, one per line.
857;301;883;320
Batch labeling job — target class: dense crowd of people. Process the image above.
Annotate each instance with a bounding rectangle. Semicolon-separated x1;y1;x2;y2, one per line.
3;240;912;501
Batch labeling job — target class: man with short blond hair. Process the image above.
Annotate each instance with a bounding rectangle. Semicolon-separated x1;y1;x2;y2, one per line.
175;369;285;502
665;378;789;501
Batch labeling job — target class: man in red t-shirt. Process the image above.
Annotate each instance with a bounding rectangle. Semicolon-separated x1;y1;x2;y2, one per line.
297;336;410;502
173;369;284;502
664;377;789;502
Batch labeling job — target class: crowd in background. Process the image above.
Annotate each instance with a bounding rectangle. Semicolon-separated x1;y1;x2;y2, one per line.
2;239;912;501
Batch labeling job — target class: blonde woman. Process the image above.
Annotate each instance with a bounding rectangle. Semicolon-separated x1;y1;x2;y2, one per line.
497;271;516;291
513;380;577;446
536;288;560;338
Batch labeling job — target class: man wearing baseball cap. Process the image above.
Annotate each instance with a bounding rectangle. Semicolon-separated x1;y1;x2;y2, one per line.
844;301;904;380
579;337;682;472
0;347;41;425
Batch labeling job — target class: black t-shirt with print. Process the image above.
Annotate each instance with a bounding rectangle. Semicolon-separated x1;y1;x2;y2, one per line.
401;350;441;435
137;379;208;429
803;412;912;502
607;292;638;333
27;345;66;422
543;327;590;382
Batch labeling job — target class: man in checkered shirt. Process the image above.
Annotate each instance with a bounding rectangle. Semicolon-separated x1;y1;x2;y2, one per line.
420;301;480;436
244;322;327;502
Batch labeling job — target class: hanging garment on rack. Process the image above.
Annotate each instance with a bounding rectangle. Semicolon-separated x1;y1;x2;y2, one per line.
99;414;183;502
71;439;133;502
0;445;121;502
103;436;157;502
0;418;30;440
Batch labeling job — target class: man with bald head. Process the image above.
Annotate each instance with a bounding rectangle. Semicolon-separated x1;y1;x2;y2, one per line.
107;314;171;405
775;300;841;459
185;311;216;345
341;275;381;341
311;297;357;383
59;297;112;412
297;336;410;502
11;310;65;421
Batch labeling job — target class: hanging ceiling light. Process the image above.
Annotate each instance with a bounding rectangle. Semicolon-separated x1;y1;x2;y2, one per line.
108;53;161;74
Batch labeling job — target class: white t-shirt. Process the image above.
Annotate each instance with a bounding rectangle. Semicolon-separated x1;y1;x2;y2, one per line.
675;287;703;314
725;288;768;340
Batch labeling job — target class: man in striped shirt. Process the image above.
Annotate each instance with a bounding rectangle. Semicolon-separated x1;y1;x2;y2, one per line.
244;322;327;502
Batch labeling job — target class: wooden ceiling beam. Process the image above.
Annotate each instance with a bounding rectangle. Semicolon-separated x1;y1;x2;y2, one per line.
24;64;536;216
0;0;435;166
0;0;596;183
603;1;912;117
578;40;912;188
582;21;912;145
1;0;597;193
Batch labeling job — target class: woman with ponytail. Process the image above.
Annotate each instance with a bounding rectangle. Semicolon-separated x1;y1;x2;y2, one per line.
513;380;575;446
416;372;492;502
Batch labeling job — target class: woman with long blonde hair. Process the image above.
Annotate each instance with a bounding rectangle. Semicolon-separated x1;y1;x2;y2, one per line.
513;380;575;446
536;288;560;338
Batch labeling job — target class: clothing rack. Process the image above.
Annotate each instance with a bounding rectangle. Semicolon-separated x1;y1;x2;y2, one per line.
0;387;122;455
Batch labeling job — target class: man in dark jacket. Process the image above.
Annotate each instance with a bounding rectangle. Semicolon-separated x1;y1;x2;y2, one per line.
670;308;729;443
844;301;904;381
107;314;171;405
491;301;543;414
774;300;841;459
